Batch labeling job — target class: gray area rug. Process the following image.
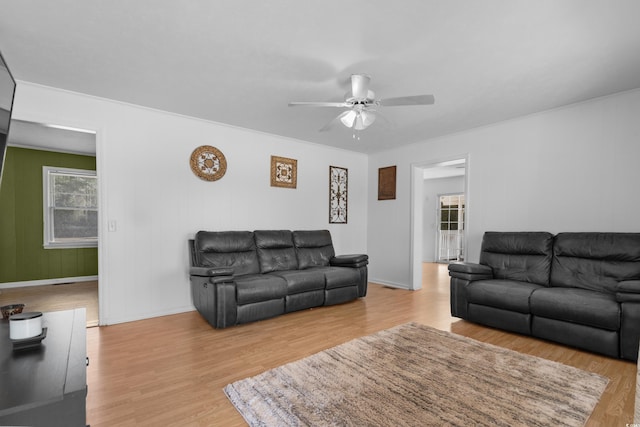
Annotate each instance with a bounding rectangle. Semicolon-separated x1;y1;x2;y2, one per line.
224;322;609;426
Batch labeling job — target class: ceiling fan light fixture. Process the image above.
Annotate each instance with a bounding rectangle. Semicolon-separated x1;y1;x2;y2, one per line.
340;109;376;130
361;110;376;128
352;111;376;130
340;110;357;128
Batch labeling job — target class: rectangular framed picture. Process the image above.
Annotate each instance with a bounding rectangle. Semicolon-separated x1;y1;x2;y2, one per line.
271;156;297;188
378;165;396;200
329;166;348;224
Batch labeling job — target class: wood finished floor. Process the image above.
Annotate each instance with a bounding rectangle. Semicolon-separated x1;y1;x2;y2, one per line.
86;264;637;426
0;281;99;326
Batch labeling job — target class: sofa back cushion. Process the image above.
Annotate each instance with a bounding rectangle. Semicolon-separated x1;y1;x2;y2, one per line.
293;230;335;269
194;231;260;276
254;230;298;273
479;231;554;285
551;232;640;293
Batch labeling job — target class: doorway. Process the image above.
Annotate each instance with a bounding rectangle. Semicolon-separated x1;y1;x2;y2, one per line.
0;120;99;326
410;156;467;290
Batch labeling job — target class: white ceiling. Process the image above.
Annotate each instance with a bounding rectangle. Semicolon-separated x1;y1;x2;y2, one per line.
1;1;640;154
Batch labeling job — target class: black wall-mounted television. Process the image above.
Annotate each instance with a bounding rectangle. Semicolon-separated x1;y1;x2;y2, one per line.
0;50;17;188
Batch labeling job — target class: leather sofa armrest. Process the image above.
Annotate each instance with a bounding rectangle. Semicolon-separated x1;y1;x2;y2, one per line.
448;262;493;280
209;275;235;285
330;254;369;268
616;280;640;303
189;266;235;277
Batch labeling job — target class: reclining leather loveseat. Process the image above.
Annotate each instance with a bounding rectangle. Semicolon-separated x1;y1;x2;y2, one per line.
449;232;640;361
189;229;368;328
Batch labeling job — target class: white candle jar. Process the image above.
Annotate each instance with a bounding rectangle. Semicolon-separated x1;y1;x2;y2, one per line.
9;312;43;340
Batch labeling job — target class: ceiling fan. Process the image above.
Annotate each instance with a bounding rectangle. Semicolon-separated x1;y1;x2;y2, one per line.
288;74;435;132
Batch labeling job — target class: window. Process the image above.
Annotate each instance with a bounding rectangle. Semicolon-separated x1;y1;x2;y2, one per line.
438;194;465;261
439;194;465;232
43;166;97;248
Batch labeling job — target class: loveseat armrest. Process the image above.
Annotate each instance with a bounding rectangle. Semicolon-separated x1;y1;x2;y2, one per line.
189;266;235;277
448;262;493;281
190;275;237;328
616;280;640;303
330;254;369;268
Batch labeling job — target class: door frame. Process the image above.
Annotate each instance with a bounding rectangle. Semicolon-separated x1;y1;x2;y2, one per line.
11;110;107;325
409;154;469;290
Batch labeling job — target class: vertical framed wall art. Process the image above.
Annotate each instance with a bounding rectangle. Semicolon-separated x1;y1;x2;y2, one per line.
378;165;396;200
270;156;297;188
329;166;348;224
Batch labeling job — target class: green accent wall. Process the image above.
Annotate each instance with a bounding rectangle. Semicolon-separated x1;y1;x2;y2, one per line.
0;147;98;283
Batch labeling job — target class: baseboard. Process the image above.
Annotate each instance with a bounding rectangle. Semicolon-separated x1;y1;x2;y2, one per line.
369;279;411;290
0;275;99;290
101;305;196;326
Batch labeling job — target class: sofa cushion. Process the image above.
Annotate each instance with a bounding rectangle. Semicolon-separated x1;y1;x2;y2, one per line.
194;231;260;276
530;287;620;330
479;232;554;285
325;285;359;305
270;269;326;294
321;267;361;290
551;232;640;293
237;299;285;324
466;279;545;313
531;316;619;358
234;274;287;305
467;304;532;335
293;230;335;269
254;230;298;273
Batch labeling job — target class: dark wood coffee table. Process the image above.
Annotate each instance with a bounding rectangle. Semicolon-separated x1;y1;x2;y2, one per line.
0;308;87;426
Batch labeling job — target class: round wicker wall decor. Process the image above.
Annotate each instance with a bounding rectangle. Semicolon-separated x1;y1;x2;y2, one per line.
190;145;227;181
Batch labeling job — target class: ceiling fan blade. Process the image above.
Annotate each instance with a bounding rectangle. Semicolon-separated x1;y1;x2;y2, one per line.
319;111;352;132
289;101;348;107
379;94;435;107
351;74;371;99
371;110;394;128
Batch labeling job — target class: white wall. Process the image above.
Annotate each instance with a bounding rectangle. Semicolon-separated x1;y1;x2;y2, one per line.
422;176;464;262
14;83;640;316
12;82;368;325
368;88;640;288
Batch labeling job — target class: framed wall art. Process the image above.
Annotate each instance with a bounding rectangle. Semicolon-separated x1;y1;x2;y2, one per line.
270;156;297;188
329;166;348;224
378;165;396;200
190;145;227;181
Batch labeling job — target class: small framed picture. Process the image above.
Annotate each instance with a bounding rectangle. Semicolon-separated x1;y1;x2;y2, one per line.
378;165;396;200
271;156;297;189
